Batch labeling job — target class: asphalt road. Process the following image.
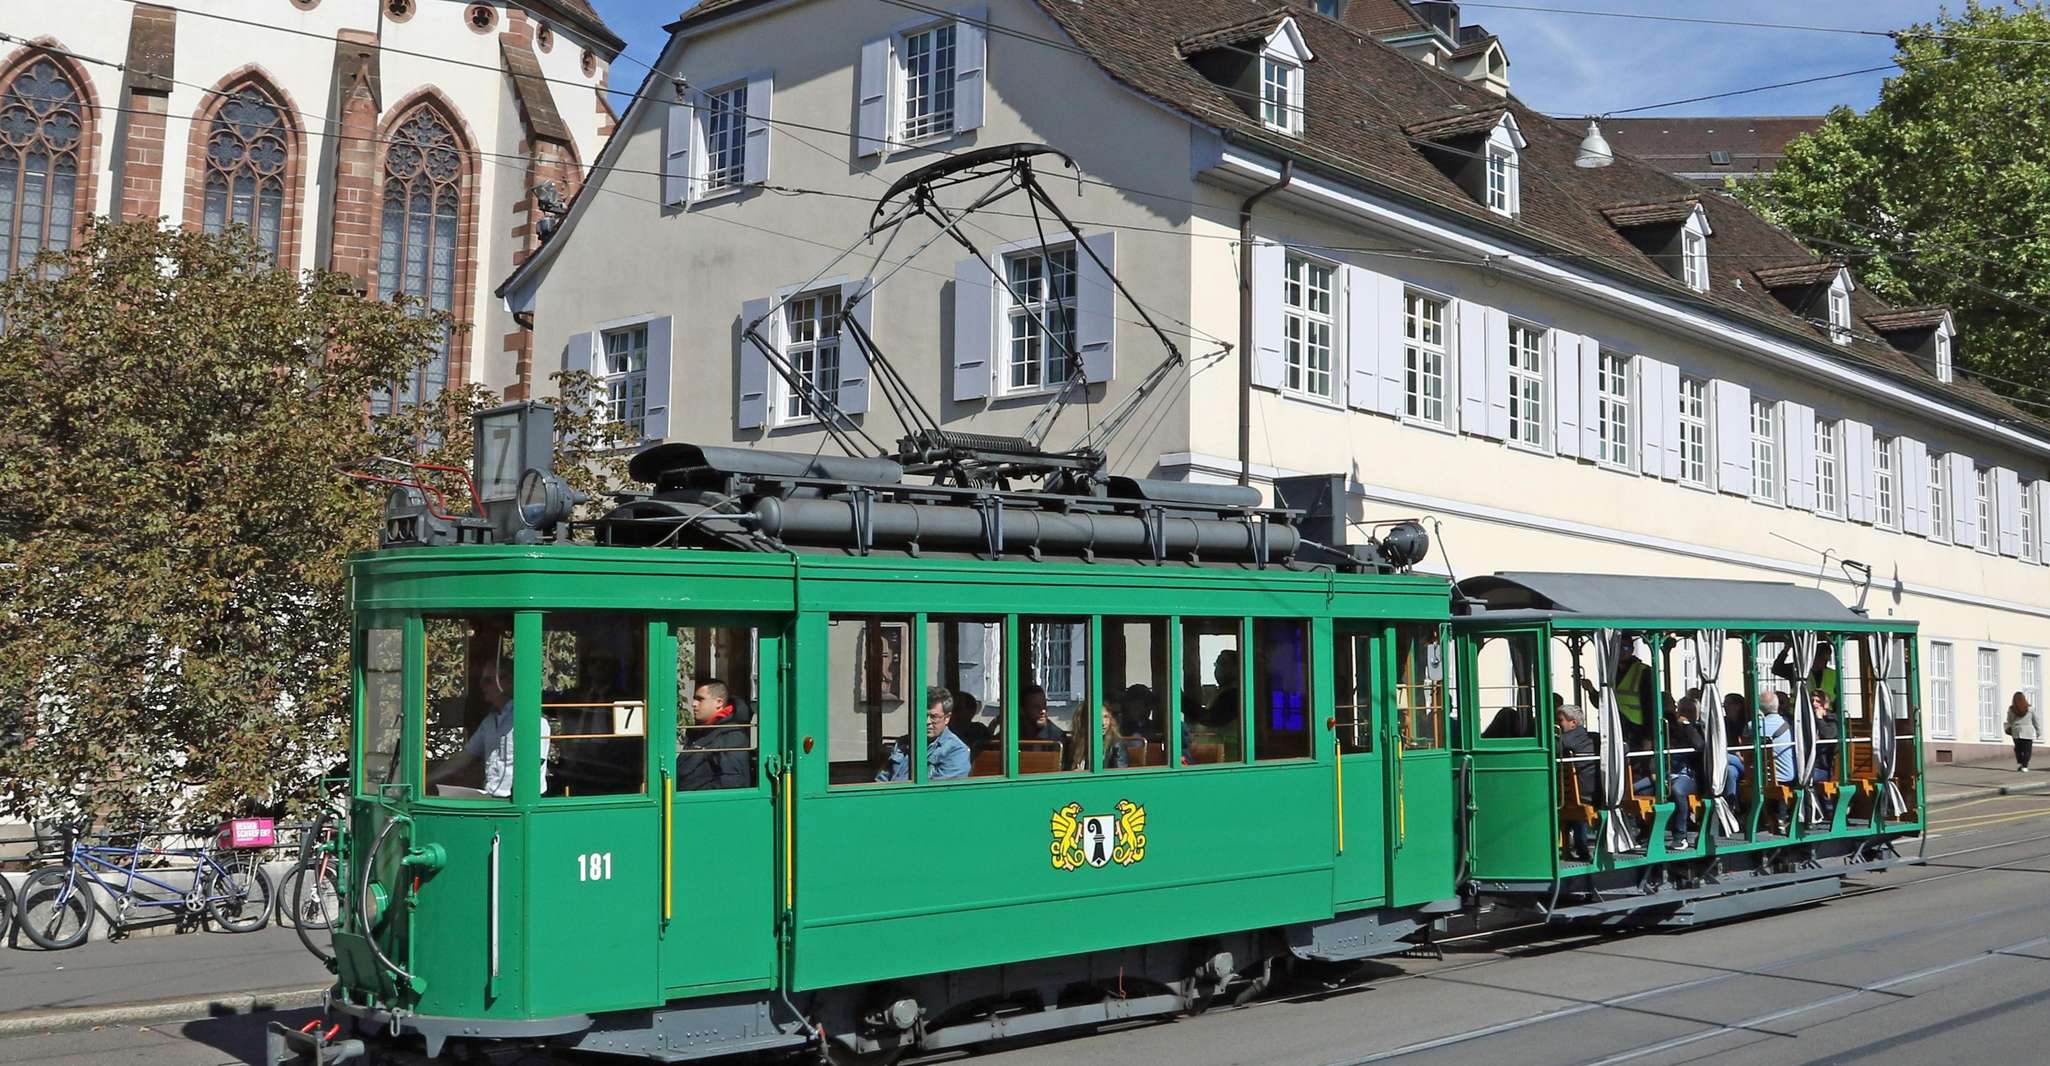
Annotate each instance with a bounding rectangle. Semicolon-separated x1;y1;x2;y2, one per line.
2;794;2045;1066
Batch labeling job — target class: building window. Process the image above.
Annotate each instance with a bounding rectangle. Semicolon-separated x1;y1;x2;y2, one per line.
0;57;92;279
1814;419;1841;516
1935;328;1953;383
1750;398;1779;502
1485;147;1512;215
900;23;957;141
1875;437;1897;529
1261;57;1302;136
1929;641;1954;738
1828;281;1852;345
1402;291;1447;424
1978;647;2001;741
782;288;843;423
1506;322;1545;447
600;325;648;438
702;83;748;193
1003;245;1076;393
1930;454;1950;542
1681;228;1709;292
2024;654;2042;725
1976;466;1994;551
374;104;467;415
1677;375;1707;486
201;85;293;262
2025;486;2039;563
1283;254;1335;400
1313;0;1343;15
1595;351;1631;467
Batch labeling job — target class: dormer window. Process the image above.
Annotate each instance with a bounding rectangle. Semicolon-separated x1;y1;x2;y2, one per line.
1408;109;1525;218
1602;198;1710;289
1865;305;1956;382
1261;56;1301;134
1179;15;1312;137
1827;271;1854;344
1485;146;1513;214
1681;219;1709;292
1936;325;1954;382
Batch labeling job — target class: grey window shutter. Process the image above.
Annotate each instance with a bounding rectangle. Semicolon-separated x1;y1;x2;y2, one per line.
1577;340;1599;460
742;73;773;185
1345;265;1375;411
1250;240;1285;390
1553;331;1581;459
1373;273;1405;416
954;6;988;133
1482;308;1510;440
1900;437;1928;536
1659;361;1682;479
1779;401;1813;510
737;298;771;429
1076;232;1115;385
1950;452;1976;544
643;316;673;442
1636;356;1666;476
951;256;991;400
1997;466;2023;556
1845;420;1874;523
1455;299;1487;435
1713;380;1750;493
663;102;692;206
857;37;890;157
839;280;872;415
565;331;593;378
2034;480;2050;561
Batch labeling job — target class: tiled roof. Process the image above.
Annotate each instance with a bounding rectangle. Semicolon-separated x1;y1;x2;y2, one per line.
677;0;775;28
1021;0;2045;434
1754;262;1845;289
1339;0;1432;35
502;38;572;145
532;0;625;52
1177;9;1292;55
1403;107;1509;141
1600;116;1824;174
1446;34;1498;60
1865;307;1952;332
1600;198;1699;228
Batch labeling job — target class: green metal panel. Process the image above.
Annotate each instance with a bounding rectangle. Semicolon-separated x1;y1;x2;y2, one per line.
1330;621;1386;908
524;803;660;1016
408;810;527;1018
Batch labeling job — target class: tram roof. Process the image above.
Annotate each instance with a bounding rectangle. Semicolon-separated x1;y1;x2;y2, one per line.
1455;572;1904;628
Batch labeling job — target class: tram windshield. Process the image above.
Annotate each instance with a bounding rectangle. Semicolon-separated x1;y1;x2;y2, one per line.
421;614;521;801
359;627;405;790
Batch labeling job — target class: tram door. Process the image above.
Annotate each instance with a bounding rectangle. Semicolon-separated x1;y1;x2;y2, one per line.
660;619;780;998
1458;628;1556;882
1331;624;1388;907
1385;623;1456;907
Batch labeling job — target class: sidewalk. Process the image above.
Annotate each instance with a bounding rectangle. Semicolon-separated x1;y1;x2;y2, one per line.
1922;752;2050;807
0;925;330;1035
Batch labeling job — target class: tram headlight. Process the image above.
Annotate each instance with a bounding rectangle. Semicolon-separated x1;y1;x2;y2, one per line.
516;468;583;532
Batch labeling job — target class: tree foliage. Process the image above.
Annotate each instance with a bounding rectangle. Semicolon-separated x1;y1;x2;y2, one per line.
1736;1;2050;407
0;222;631;826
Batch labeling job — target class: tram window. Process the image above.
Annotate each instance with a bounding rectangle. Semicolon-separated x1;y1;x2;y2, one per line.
1022;617;1088;773
927;617;1006;777
1182;618;1243;764
1254;619;1311;761
677;625;759;792
421;615;518;801
1103;618;1170;768
828;615;914;786
1394;625;1445;751
537;615;647;798
1333;632;1374;754
1474;634;1541;745
359;628;405;791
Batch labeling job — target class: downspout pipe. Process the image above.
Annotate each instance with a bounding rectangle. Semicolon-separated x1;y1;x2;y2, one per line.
1238;161;1294;487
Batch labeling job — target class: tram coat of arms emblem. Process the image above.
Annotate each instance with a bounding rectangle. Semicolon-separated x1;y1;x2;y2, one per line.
1050;800;1146;871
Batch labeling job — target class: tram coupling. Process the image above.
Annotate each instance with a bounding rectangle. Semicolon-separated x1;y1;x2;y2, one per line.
265;1018;365;1066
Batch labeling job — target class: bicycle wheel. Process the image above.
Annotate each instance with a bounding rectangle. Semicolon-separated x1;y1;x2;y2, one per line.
17;868;94;950
277;859;341;930
0;873;15;943
204;855;274;932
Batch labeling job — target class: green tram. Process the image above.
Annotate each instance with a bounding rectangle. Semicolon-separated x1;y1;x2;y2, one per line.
297;426;1924;1065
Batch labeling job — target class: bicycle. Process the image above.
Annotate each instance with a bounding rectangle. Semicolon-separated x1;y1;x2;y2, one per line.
15;821;275;950
0;869;15;944
277;817;342;932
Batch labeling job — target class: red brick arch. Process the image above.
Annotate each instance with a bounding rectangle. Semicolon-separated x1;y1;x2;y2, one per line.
0;41;103;270
373;87;483;396
181;66;307;271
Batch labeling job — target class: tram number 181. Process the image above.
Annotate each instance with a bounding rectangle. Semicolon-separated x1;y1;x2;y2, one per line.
576;852;614;882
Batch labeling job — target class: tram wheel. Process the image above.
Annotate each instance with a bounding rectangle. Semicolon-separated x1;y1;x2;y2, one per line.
820;1039;909;1066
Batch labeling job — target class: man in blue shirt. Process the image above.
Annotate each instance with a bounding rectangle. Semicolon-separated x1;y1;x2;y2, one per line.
878;686;971;782
1758;691;1796;832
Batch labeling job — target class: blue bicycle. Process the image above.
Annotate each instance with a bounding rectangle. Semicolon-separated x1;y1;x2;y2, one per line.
16;822;274;949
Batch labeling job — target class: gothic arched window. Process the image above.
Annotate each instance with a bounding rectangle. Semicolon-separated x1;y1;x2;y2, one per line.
0;57;90;279
202;85;291;259
375;105;466;413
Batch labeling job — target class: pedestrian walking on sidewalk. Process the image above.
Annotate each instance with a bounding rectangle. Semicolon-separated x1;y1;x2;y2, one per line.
2007;692;2042;771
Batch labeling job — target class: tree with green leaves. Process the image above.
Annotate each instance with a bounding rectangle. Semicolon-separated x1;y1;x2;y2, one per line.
1737;1;2050;408
0;221;631;826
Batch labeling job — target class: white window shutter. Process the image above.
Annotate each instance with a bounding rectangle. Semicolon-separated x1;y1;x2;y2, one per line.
1373;274;1405;417
951;256;992;400
643;316;673;441
1636;356;1666;477
663;102;692;206
1250;240;1286;390
1845;420;1874;523
1577;339;1599;461
564;331;593;379
1659;361;1682;479
954;7;988;133
1780;401;1814;511
1997;467;2023;556
1455;299;1488;435
1483;308;1511;440
1950;453;1976;544
1345;265;1376;411
742;73;773;185
838;280;873;415
1553;331;1581;459
1713;380;1750;494
2034;480;2050;561
737;298;772;429
1075;232;1115;385
857;37;890;157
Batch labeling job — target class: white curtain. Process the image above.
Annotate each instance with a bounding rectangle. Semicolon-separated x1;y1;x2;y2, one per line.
1864;632;1909;818
1694;629;1740;837
1790;630;1822;823
1594;628;1637;852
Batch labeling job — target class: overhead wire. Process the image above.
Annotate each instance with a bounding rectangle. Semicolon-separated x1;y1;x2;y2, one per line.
1455;3;2050;47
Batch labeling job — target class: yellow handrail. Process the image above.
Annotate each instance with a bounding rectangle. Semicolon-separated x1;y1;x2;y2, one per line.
660;769;673;923
782;770;795;910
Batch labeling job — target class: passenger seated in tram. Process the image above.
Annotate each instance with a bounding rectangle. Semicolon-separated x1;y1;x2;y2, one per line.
1119;684;1160;740
877;686;971;782
1809;690;1839;822
1556;705;1599;861
1481;706;1530;739
1019;684;1068;749
1069;704;1131;770
677;679;755;791
1758;691;1798;833
428;658;550;799
1722;692;1752;746
1775;642;1841;708
1636;700;1704;850
947;697;992;751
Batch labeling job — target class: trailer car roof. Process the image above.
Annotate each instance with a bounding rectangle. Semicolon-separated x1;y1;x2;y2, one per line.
1457;572;1901;627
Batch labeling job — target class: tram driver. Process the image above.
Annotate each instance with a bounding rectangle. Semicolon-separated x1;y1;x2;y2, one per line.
877;686;971;782
428;657;551;799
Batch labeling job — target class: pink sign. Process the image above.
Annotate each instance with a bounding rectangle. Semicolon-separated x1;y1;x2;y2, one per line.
226;818;275;848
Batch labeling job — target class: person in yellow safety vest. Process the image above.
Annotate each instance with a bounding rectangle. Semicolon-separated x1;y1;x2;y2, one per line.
1774;642;1841;709
1614;642;1657;750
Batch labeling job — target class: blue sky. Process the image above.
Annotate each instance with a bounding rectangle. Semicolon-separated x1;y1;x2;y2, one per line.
588;1;1987;117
